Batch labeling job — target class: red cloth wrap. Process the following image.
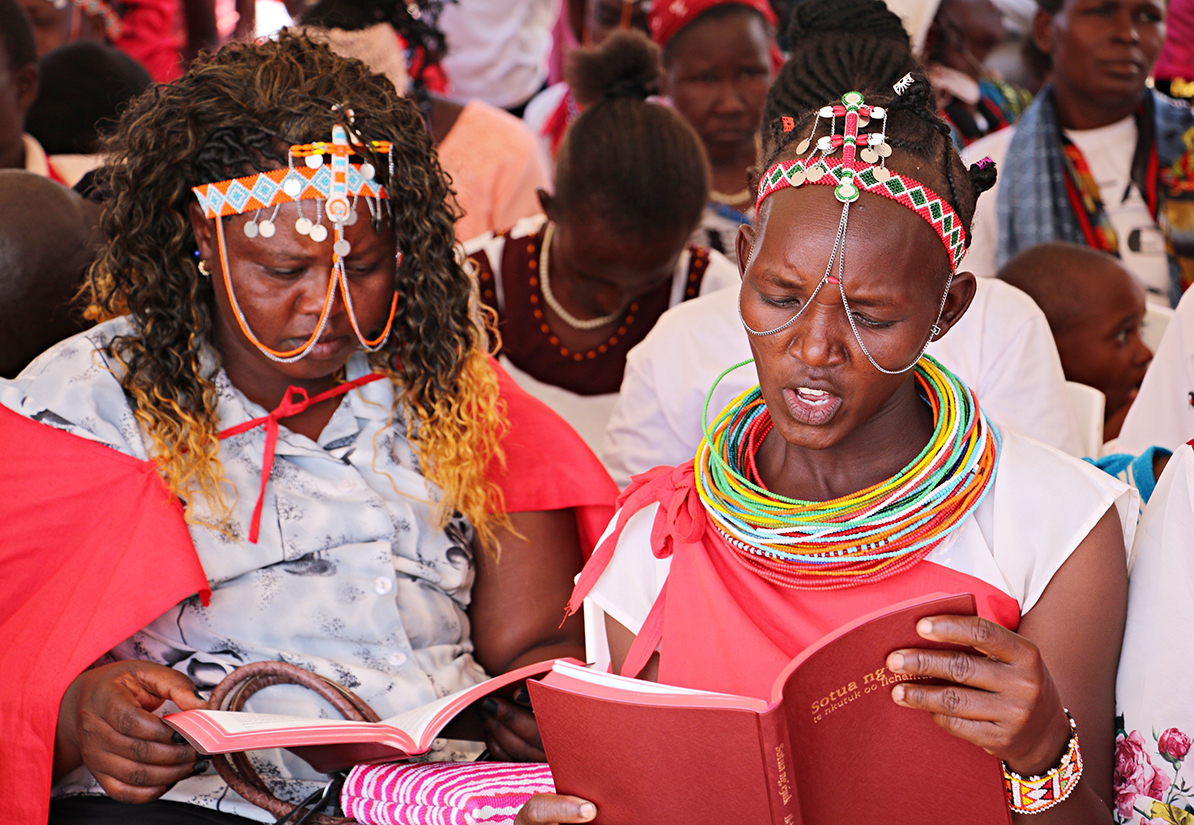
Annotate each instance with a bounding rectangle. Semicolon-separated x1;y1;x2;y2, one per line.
0;403;210;824
569;462;1022;700
648;0;777;47
487;358;618;558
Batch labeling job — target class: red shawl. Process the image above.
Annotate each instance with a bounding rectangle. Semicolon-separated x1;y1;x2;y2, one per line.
569;463;1021;700
0;361;615;822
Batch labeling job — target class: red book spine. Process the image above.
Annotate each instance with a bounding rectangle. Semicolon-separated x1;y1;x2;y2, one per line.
757;706;802;825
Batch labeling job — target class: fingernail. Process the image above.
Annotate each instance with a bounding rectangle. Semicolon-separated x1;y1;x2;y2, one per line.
475;698;497;720
513;686;531;706
172;732;187;745
579;802;596;819
888;652;905;672
917;618;933;636
193;759;209;776
892;685;906;703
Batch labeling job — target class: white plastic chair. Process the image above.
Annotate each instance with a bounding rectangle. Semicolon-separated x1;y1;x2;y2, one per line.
1143;303;1175;354
1066;381;1106;459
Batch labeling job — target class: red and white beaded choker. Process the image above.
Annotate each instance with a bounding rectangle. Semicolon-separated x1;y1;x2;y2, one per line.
745;77;969;375
191;113;399;364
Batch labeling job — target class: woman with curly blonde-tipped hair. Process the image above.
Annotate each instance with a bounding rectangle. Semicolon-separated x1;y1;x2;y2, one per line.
0;32;612;824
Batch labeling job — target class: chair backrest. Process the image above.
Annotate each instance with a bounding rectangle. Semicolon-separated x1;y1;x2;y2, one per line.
1143;303;1175;355
1065;381;1106;458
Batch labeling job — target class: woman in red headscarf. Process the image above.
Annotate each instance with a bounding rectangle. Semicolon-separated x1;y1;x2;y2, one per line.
648;0;780;264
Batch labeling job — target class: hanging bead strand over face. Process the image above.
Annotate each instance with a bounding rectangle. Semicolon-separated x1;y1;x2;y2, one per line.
192;118;400;363
745;83;967;375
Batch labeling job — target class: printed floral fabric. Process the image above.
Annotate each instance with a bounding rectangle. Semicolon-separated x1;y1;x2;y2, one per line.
1116;444;1194;825
1115;726;1194;824
0;317;488;822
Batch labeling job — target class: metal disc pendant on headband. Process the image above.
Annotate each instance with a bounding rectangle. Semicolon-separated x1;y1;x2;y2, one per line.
244;221;259;238
334;239;351;257
309;223;328;243
360;163;375;181
259;219;276;237
283;177;303;198
860;147;879;164
295;216;313;235
796;139;811;155
305;154;324;168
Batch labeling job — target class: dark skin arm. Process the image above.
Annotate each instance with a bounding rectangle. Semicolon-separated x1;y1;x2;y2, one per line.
469;508;587;762
888;505;1127;822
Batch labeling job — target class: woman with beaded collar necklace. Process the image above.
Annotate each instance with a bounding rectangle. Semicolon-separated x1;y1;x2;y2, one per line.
463;30;739;457
516;73;1135;825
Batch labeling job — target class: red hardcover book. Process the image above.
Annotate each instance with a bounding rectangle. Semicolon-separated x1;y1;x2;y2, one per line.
528;593;1012;825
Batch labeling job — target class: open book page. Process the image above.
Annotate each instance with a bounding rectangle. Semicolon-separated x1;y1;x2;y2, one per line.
385;658;583;751
541;661;770;713
166;658;577;757
165;710;418;755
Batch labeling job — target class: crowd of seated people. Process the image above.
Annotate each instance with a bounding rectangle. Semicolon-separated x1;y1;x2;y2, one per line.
2;1;1194;824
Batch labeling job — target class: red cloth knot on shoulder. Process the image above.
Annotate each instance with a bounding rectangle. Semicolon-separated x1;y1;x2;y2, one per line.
567;461;707;619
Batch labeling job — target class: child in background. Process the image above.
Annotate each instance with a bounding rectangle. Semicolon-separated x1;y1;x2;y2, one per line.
998;242;1153;443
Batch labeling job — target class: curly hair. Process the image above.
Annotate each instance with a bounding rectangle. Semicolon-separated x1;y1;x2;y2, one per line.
83;32;511;548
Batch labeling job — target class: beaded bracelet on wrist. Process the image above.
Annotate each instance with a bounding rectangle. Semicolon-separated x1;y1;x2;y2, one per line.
1002;709;1083;815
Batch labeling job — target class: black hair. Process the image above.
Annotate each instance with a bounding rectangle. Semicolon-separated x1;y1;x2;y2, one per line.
760;0;995;246
0;0;37;70
663;2;769;63
1037;0;1065;13
299;0;453;83
557;29;709;244
765;0;919;137
26;42;151;155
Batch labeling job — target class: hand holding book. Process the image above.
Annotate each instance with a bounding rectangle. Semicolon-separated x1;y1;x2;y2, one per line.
886;612;1074;780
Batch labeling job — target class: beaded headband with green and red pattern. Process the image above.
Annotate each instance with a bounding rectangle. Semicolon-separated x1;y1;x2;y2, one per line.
742;80;968;375
754;88;967;273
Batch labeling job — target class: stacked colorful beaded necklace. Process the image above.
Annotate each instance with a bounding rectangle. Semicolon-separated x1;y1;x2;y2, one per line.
695;355;1000;590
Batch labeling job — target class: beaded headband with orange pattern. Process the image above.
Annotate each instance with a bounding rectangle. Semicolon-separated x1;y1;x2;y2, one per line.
191;119;400;364
742;79;964;375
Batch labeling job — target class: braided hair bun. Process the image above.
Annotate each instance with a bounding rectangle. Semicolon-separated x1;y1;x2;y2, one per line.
555;29;708;245
568;29;662;107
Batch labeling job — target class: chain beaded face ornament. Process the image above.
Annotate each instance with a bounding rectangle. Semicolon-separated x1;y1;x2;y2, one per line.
742;79;968;376
696;78;1001;590
191;112;400;364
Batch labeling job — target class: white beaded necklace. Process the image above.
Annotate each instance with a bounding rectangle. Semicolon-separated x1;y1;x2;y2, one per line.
538;222;623;331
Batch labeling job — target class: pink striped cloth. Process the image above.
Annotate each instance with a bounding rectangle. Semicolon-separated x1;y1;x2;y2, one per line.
341;762;556;825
